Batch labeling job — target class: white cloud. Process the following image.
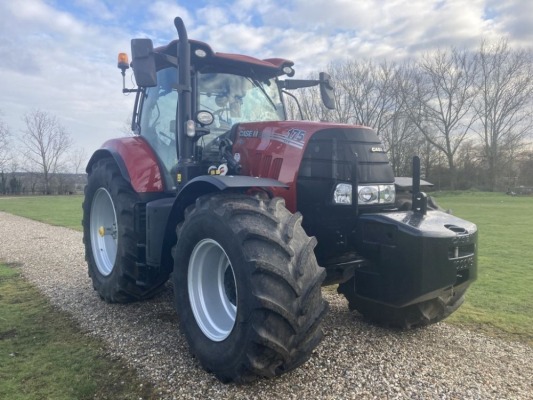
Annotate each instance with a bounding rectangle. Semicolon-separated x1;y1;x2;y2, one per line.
232;0;278;23
6;0;86;37
0;0;133;158
74;0;114;20
144;1;194;33
487;0;533;47
0;0;531;167
202;23;270;53
198;6;230;26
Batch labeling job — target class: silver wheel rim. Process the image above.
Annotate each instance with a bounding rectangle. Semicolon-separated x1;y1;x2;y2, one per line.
90;188;118;276
188;239;237;342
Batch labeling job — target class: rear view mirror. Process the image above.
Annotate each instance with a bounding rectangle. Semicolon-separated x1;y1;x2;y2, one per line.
131;38;157;87
319;72;335;110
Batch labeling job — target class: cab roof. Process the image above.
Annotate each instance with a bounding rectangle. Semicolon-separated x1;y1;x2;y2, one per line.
154;39;294;79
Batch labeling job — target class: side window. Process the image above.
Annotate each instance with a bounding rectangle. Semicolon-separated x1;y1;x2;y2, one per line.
140;67;178;173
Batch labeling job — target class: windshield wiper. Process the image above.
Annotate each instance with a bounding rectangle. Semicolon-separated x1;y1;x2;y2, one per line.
246;77;278;112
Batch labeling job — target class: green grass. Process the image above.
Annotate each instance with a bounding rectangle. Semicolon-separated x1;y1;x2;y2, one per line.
433;192;533;344
0;263;154;400
0;195;83;231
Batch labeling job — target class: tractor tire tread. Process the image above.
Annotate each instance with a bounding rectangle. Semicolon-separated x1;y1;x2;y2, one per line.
82;158;169;303
173;193;327;383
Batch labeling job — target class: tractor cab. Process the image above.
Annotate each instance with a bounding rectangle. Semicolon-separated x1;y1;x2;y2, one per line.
138;66;286;179
119;32;334;188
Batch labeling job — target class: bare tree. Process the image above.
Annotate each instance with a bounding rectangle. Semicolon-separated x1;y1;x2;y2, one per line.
0;112;11;173
454;139;484;189
120;114;135;136
517;145;533;187
20;110;73;194
293;84;332;122
402;49;479;189
474;39;533;191
381;110;422;176
8;160;22;195
0;113;12;195
335;60;399;134
374;63;425;176
69;147;88;174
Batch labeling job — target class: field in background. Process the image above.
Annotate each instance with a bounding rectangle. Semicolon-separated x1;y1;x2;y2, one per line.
433;192;532;343
0;195;83;231
0;192;531;344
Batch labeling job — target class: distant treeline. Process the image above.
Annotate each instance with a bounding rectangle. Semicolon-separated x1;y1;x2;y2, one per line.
288;39;533;191
0;172;86;195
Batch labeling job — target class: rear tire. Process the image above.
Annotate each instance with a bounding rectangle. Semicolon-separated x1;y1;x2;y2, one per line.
82;158;169;302
173;194;327;383
338;279;467;329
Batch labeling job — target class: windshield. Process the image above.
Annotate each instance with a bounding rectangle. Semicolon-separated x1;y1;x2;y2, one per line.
198;73;285;133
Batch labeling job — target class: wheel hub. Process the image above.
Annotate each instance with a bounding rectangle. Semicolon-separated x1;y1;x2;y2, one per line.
98;224;117;239
188;239;237;342
90;188;118;276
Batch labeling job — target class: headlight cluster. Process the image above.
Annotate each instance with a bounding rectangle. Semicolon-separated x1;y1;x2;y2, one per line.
333;183;395;205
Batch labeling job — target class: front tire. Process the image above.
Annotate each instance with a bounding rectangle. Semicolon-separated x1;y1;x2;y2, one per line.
173;194;327;383
82;158;169;302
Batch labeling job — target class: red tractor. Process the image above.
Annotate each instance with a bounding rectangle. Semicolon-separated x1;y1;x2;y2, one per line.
83;17;477;383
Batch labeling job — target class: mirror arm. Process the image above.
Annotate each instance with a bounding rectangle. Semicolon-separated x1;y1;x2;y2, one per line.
191;127;210;141
282;90;304;120
279;79;319;90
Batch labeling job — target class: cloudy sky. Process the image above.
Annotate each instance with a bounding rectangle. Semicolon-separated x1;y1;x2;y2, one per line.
1;0;532;166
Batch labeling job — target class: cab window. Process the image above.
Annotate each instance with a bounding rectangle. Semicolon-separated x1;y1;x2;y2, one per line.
140;67;178;173
196;72;284;160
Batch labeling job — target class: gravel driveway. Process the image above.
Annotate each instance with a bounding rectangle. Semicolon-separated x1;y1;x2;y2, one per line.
0;211;532;399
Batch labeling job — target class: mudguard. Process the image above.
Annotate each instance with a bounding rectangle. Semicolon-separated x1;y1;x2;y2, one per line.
86;137;166;193
145;175;288;267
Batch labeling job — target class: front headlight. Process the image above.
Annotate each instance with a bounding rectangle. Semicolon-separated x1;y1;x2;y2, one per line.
378;184;395;203
333;183;352;205
332;183;395;205
358;186;378;204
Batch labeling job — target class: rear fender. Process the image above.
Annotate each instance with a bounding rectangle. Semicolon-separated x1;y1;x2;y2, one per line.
86;137;166;193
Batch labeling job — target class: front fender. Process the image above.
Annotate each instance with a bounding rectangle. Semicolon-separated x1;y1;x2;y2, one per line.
146;175;288;267
168;175;289;229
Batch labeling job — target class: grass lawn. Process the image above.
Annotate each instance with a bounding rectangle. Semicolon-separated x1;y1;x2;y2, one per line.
0;195;83;231
433;192;533;344
0;263;154;400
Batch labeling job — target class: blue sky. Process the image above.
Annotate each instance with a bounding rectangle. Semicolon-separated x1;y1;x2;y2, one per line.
0;0;532;168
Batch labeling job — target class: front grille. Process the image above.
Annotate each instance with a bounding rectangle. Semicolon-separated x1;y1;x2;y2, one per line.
298;127;394;184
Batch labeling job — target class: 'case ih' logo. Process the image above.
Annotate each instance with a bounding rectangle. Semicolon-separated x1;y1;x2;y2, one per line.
239;130;259;138
370;147;385;153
